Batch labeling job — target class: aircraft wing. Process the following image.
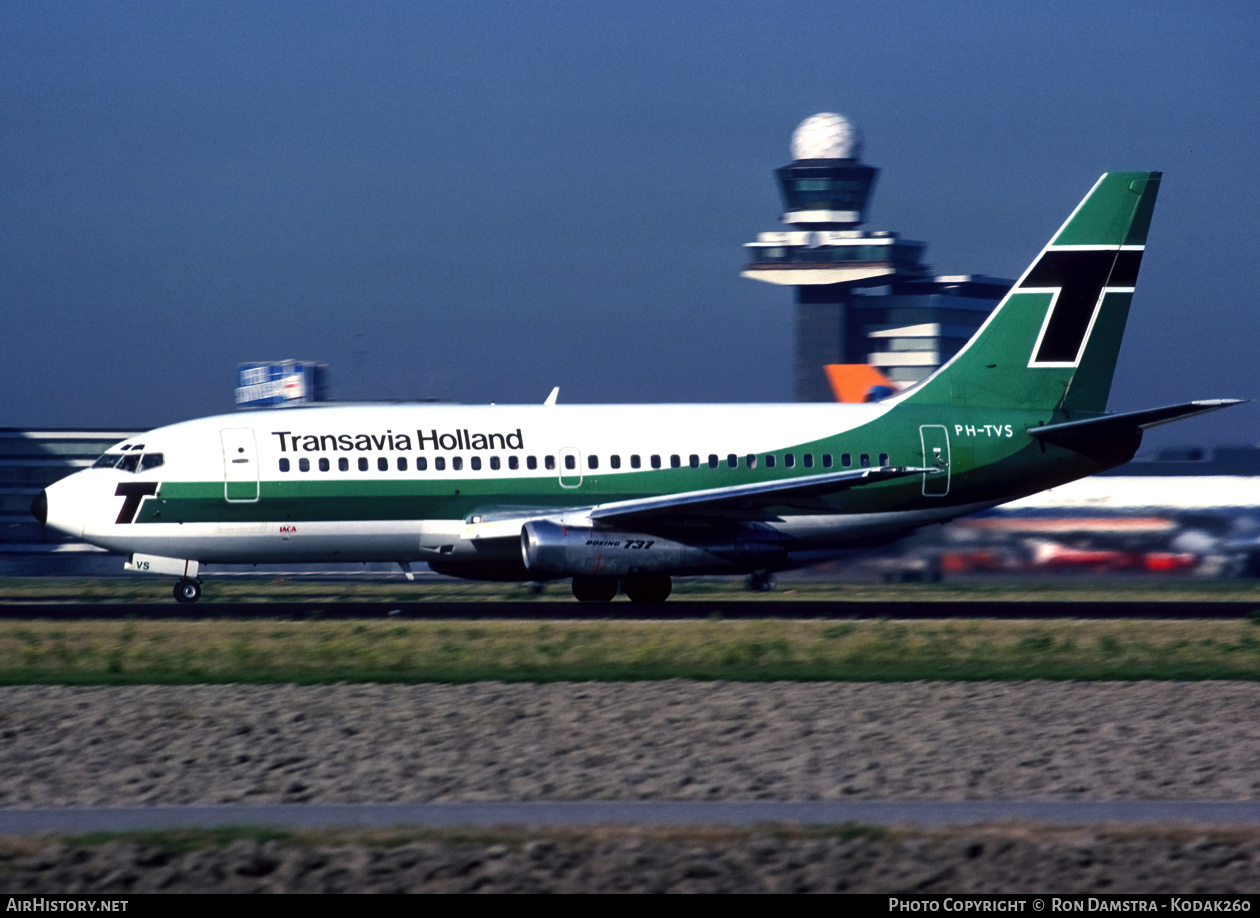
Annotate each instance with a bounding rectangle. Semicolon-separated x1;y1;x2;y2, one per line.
462;465;939;540
587;465;937;523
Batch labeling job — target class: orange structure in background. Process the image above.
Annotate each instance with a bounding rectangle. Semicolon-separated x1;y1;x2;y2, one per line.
823;364;897;403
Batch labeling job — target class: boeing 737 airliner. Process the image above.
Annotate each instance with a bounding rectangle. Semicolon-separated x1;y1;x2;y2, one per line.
32;172;1245;602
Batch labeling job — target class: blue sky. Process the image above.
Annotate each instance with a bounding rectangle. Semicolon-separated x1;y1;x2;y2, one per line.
2;0;1256;447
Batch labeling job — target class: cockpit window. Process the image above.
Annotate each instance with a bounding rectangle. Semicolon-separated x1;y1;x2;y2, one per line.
94;452;163;472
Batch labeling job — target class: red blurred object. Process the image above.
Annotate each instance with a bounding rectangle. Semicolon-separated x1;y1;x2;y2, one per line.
1142;552;1198;573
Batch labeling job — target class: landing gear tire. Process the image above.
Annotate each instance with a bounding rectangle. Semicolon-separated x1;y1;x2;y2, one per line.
174;578;202;604
745;571;775;593
624;574;672;604
571;575;618;602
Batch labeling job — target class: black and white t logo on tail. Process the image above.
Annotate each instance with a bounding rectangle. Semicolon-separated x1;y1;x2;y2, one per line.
1022;246;1143;367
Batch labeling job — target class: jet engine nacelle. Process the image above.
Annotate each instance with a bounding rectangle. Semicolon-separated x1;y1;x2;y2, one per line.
520;519;788;577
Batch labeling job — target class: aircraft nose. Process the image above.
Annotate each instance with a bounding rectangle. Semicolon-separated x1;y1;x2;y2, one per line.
31;490;47;525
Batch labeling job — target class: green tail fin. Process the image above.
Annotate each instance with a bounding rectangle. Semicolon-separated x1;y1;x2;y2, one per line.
899;172;1161;414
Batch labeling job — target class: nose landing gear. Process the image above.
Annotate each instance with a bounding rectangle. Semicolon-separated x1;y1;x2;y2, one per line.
174;578;202;604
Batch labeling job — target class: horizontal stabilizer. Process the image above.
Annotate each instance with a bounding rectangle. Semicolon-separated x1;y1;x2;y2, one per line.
589;465;938;523
1030;399;1249;445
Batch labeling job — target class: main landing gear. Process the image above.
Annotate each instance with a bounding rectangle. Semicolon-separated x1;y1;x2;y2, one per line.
744;571;775;593
174;578;202;604
570;574;673;604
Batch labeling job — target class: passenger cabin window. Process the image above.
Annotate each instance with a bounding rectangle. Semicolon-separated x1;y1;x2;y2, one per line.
823;454;833;468
689;454;699;469
527;456;537;470
588;455;598;470
399;457;409;471
545;456;555;471
279;458;290;473
564;455;576;470
378;457;388;472
727;454;737;468
746;454;757;469
338;457;349;472
842;453;852;468
359;457;369;472
319;458;330;472
490;456;500;470
470;457;480;471
879;453;889;467
631;455;641;469
417;457;428;471
670;455;681;469
708;454;718;468
299;458;310;472
860;454;871;467
452;457;463;471
765;454;776;469
784;454;795;468
650;455;661;469
435;457;446;471
508;456;519;470
610;455;621;469
803;454;814;469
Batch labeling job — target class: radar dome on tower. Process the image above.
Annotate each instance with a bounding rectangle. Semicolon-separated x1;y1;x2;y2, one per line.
790;112;863;161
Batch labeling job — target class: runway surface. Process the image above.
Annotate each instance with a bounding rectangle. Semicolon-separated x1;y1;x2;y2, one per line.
5;801;1260;834
0;600;1256;619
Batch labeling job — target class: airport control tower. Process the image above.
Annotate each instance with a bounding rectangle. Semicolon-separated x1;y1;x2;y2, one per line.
743;113;1011;401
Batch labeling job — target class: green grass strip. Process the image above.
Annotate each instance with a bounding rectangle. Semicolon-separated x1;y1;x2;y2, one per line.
2;576;1260;604
1;618;1259;684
